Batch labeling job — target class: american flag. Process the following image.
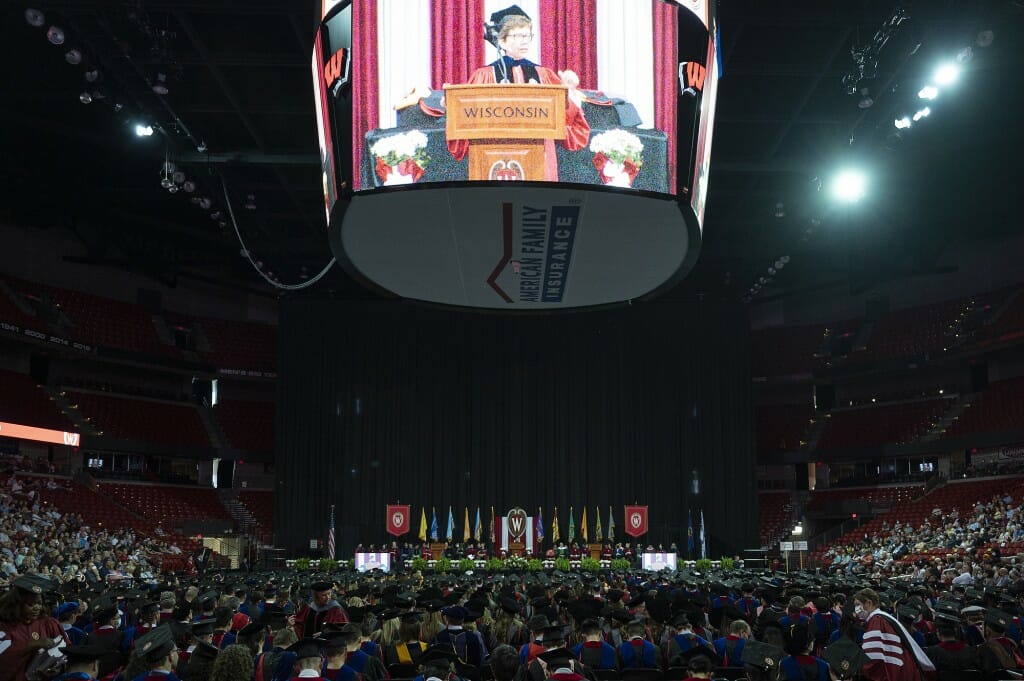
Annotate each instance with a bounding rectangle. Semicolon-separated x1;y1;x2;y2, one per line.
327;504;336;559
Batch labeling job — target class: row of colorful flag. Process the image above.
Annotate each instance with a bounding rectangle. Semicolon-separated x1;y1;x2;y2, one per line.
401;506;634;544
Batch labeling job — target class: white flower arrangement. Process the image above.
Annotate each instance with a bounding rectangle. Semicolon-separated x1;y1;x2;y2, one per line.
589;129;644;166
370;130;430;168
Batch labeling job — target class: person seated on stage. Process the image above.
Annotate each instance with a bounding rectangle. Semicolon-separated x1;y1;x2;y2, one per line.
439;5;590;182
571;618;618;671
616;620;661;669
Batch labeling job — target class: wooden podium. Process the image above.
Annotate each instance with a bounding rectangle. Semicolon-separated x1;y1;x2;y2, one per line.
445;83;568;181
588;544;603;561
508;541;526;557
429;543;446;560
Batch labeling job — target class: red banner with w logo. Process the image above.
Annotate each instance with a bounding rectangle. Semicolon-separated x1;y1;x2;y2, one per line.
386;504;411;537
623;505;648;538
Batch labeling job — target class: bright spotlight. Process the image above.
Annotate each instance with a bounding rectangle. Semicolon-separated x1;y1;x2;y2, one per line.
918;85;939;100
46;26;65;45
895;117;912;129
913;107;931;122
25;9;46;27
934;63;959;86
832;170;867;203
134;124;154;137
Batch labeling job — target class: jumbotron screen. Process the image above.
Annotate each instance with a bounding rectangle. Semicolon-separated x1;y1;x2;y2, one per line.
314;0;715;310
316;0;711;197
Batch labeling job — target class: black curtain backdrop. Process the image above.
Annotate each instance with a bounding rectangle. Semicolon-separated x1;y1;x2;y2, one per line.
275;299;756;558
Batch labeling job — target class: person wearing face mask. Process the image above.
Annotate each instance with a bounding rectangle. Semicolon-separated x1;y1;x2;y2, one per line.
853;589;935;681
0;574;69;681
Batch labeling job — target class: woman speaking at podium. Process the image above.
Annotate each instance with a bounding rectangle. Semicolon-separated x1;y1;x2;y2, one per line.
445;5;591;181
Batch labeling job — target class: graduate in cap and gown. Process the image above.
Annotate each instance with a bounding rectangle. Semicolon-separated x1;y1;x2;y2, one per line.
293;583;348;639
51;644;107;681
131;625;182;681
0;574;69;681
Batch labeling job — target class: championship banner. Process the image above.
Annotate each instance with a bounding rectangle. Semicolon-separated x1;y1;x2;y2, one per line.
624;505;648;538
386;504;411;537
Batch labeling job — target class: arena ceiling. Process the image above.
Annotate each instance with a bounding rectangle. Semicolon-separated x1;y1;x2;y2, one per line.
0;0;1021;302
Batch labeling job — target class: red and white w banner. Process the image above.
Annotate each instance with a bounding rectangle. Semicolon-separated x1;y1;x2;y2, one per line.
623;505;648;538
386;504;411;537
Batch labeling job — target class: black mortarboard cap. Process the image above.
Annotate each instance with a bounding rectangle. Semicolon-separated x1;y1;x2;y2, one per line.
63;644;108;664
541;624;568;644
490;5;530;26
400;610;424;625
740;639;784;671
191;641;220;663
190;619;216;637
310;581;334;593
238;621;266;641
287;637;325;661
566;598;603;622
12;574;56;595
441;605;469;621
675;641;720;665
821;637;870;679
136;625;176;663
419;644;461;665
986;609;1013;631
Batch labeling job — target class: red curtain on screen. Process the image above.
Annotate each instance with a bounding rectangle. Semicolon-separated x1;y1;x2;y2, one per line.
430;0;486;89
653;1;678;192
539;0;598;90
352;0;379;191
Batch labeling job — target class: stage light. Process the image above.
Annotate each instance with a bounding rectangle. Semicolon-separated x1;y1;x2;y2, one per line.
956;47;974;64
134;124;154;137
46;26;65;45
198;197;212;210
894;117;912;129
774;202;785;218
79;92;92;104
977;30;994;48
793;524;804;536
182;180;196;193
913;107;931;122
64;49;82;65
171;171;185;184
152;73;169;95
831;169;868;203
934;63;959;86
84;69;99;83
918;85;938;100
25;8;45;27
168;185;178;194
160;177;173;189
